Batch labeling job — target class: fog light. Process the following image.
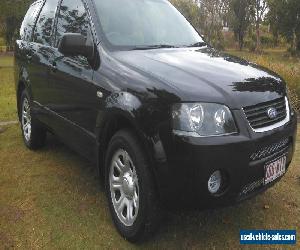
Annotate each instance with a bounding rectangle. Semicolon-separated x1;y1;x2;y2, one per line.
208;171;222;194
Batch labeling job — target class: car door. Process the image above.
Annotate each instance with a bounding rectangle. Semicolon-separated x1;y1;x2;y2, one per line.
46;0;99;160
29;0;60;120
17;0;43;74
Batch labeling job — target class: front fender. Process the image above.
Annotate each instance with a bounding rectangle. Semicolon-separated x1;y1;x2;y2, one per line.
96;91;142;137
15;40;33;120
95;91;170;196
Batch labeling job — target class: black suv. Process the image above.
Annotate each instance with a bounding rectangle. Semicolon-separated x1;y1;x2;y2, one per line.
15;0;297;242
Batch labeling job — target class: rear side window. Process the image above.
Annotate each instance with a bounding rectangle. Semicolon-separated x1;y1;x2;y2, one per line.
20;1;43;41
55;0;90;47
33;0;60;46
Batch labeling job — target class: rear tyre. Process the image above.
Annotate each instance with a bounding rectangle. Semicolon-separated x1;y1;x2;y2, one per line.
20;89;46;150
105;129;161;242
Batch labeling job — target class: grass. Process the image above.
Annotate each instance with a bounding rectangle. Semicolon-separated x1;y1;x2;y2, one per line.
0;37;5;46
0;53;299;249
227;48;300;113
0;55;17;121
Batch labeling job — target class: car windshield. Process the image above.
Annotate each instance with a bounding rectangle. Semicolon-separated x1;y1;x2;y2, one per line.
94;0;205;50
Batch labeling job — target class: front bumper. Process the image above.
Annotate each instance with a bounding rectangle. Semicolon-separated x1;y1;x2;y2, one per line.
155;110;298;209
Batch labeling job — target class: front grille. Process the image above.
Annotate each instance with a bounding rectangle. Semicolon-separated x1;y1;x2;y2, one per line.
250;138;289;161
243;97;287;129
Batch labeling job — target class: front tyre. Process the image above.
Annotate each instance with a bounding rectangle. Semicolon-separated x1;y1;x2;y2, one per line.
20;90;46;150
105;129;161;242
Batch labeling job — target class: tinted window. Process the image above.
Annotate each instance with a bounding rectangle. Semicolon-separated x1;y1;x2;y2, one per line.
55;0;89;47
33;0;60;46
20;1;43;41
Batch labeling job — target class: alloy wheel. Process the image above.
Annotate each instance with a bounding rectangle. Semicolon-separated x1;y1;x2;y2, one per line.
22;98;31;142
109;149;140;227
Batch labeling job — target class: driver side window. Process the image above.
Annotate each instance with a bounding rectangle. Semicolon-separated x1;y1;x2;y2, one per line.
55;0;90;47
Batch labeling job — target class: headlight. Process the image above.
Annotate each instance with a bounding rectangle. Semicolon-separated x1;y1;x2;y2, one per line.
172;103;237;137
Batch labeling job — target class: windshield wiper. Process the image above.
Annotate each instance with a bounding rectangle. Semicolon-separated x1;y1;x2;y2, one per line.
130;42;207;50
131;44;177;50
186;42;207;48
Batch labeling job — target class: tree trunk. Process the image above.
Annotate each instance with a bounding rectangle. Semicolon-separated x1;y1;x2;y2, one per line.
291;29;296;51
238;32;244;50
296;33;300;51
255;21;260;52
273;30;279;47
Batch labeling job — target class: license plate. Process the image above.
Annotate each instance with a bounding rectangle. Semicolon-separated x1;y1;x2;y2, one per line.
264;155;287;185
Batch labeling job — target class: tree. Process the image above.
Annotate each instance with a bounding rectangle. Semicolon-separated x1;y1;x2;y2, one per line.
170;0;202;31
4;16;20;46
281;0;300;52
171;0;230;49
266;0;282;46
197;0;228;48
250;0;268;51
229;0;251;50
0;0;34;46
267;0;300;52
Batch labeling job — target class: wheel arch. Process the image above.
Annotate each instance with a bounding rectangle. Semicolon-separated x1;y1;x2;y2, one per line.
16;80;26;121
96;109;159;193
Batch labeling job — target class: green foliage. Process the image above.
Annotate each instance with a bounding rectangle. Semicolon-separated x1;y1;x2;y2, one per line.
229;0;251;50
267;0;280;45
0;0;34;46
170;0;226;49
170;0;202;30
223;31;236;48
211;32;225;50
267;0;300;52
0;56;17;121
244;38;256;52
260;33;275;47
0;37;5;46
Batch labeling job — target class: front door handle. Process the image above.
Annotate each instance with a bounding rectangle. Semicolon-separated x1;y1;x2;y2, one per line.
50;62;57;73
26;54;33;61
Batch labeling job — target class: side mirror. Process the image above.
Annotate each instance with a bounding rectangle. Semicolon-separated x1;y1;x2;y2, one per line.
58;33;94;59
